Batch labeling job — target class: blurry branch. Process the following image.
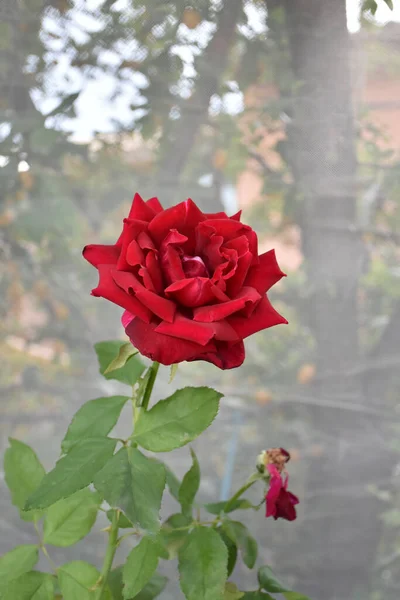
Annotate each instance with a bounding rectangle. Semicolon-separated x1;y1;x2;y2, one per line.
156;0;242;200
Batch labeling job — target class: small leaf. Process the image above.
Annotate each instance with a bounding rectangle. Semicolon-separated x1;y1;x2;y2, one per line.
108;568;167;600
242;593;274;600
94;447;165;533
95;341;145;386
160;513;191;559
105;343;138;374
123;537;160;598
107;509;133;529
178;527;228;600
258;566;289;593
224;582;244;600
165;466;181;501
217;529;238;577
384;0;394;10
205;498;256;515
61;396;129;453
179;448;200;517
1;571;54;599
46;92;80;117
4;438;45;521
58;561;112;600
25;437;116;510
43;489;101;547
283;593;312;600
222;521;257;569
0;546;39;590
132;387;222;452
169;364;178;383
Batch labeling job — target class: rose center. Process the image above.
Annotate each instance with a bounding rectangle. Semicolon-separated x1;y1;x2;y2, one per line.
182;255;209;278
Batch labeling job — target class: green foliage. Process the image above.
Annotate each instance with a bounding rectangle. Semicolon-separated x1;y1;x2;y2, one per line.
123;537;162;598
58;561;112;600
205;498;257;515
4;439;45;522
165;465;182;501
258;566;288;593
132;387;222;452
160;513;192;559
222;521;258;569
109;567;167;600
217;529;238;578
61;395;130;453
242;593;274;600
25;437;117;510
0;546;39;593
94;447;166;533
179;448;200;517
95;341;145;386
0;571;55;600
104;343;139;374
178;527;228;600
43;489;101;546
224;582;244;599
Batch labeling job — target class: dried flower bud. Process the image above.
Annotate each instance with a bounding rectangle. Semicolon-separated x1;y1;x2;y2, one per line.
256;447;291;475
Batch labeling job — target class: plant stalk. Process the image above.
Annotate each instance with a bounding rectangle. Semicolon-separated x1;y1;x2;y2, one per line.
141;361;160;411
95;510;119;600
223;472;261;513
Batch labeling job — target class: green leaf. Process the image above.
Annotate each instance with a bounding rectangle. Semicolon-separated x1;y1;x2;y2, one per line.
95;341;145;386
25;437;116;510
123;537;160;598
257;566;289;593
165;466;181;501
384;0;394;10
1;571;54;599
179;448;200;517
242;593;274;600
169;364;178;383
217;529;238;577
0;546;39;591
222;521;257;569
94;447;165;533
61;396;129;453
132;387;222;452
108;568;167;600
4;438;45;522
46;92;80;118
107;509;133;529
205;498;256;515
283;593;311;600
105;343;138;374
178;527;228;600
160;513;191;559
224;582;244;600
43;489;101;547
58;561;112;600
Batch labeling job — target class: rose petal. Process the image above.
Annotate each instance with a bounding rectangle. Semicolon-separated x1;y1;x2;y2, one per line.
127;192;156;222
244;249;286;295
226;251;253;297
191;340;245;370
112;270;176;323
83;244;120;268
165;278;229;308
124;316;216;365
228;295;288;338
201;235;224;271
148;198;205;250
193;286;261;322
145;251;164;294
266;468;283;518
156;313;239;345
198;219;250;242
231;210;242;221
92;265;151;323
116;219;148;268
126;239;145;266
274;488;299;521
137;231;156;251
146;196;163;214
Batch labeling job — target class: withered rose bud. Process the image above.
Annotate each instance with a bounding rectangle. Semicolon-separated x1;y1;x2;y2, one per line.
256;447;291;475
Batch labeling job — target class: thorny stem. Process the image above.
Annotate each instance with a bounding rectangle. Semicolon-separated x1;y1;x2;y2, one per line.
94;510;120;600
141;361;160;411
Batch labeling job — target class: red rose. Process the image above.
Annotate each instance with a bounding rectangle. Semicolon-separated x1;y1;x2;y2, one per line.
265;464;299;522
83;194;287;369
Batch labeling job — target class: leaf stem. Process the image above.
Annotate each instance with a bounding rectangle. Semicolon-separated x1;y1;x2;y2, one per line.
141;361;160;411
95;510;119;600
33;521;57;574
223;472;261;514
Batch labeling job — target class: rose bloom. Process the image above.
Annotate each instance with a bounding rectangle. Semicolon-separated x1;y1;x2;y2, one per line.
265;463;299;522
83;194;287;369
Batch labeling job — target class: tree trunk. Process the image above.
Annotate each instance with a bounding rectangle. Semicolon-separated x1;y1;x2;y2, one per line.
280;1;391;598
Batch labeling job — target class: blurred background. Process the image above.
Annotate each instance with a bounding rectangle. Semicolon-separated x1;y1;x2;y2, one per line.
1;0;400;599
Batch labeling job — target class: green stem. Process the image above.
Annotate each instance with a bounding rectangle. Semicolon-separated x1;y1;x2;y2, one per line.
141;361;160;411
223;472;261;514
95;511;119;600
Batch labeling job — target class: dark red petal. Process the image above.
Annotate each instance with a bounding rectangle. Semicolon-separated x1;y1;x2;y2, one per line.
155;313;214;345
124;316;216;365
146;196;163;214
112;270;176;323
193;286;261;323
231;210;242;221
274;488;298;521
83;244;120;268
228;295;287;339
266;471;283;519
190;340;245;370
116;219;149;268
127;192;156;222
92;265;151;323
165;278;228;308
137;231;156;251
145;251;164;294
204;211;228;219
202;235;224;271
198;219;250;242
244;249;286;295
148;199;205;249
160;230;187;285
126;239;145;266
226;251;253;297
